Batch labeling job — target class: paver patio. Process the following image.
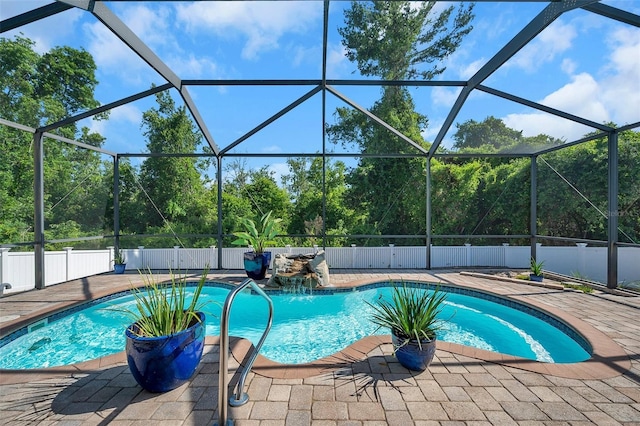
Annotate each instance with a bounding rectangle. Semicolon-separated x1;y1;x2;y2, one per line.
1;269;639;425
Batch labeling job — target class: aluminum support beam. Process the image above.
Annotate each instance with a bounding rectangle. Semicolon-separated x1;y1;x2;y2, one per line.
530;156;538;261
114;155;121;251
220;86;322;155
34;131;45;290
477;85;613;131
217;156;224;270
430;0;599;155
607;131;619;289
583;3;640;27
426;159;432;269
40;84;172;134
326;85;428;155
0;2;73;33
89;2;218;155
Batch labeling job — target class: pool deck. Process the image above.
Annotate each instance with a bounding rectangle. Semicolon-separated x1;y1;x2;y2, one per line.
1;269;639;425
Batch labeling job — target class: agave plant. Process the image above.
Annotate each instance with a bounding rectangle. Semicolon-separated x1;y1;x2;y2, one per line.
232;210;282;254
123;269;209;338
367;283;447;348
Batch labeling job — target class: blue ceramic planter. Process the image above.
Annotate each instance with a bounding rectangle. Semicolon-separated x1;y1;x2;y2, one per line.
243;251;271;280
125;312;205;393
114;263;126;274
392;333;437;371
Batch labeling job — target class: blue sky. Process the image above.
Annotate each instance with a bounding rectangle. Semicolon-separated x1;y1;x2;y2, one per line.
2;1;639;179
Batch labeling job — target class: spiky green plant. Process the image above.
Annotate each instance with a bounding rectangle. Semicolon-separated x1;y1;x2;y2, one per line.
232;210;282;254
124;269;208;338
530;257;544;276
367;283;447;349
113;248;126;265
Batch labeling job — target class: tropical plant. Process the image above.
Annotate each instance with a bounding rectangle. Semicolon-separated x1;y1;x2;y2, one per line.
113;248;126;265
122;269;208;338
367;283;447;349
232;210;282;254
530;257;544;276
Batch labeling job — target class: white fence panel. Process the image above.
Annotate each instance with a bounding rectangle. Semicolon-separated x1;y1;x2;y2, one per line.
394;246;427;268
3;251;34;293
471;246;505;267
44;252;66;286
2;244;639;295
68;250;111;280
177;248;218;270
431;246;466;268
619;247;640;285
141;248;176;270
325;247;354;268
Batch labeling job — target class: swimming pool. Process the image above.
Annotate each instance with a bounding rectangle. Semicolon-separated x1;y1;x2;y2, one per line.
0;282;591;369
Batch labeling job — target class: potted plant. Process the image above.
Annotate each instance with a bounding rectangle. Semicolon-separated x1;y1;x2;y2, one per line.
121;269;208;392
367;283;447;371
232;210;282;280
113;248;126;274
530;257;544;282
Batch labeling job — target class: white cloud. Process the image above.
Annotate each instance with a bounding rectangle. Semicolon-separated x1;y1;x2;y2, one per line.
560;58;577;75
431;87;461;107
175;1;321;60
326;44;349;77
83;21;156;85
80;103;142;139
1;3;83;53
600;27;640;124
268;162;289;186
167;54;218;79
509;19;577;72
503;27;640;140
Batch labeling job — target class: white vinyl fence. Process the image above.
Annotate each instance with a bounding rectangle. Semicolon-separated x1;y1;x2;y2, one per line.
1;244;638;295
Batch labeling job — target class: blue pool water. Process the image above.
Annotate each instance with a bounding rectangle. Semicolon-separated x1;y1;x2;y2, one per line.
0;282;591;369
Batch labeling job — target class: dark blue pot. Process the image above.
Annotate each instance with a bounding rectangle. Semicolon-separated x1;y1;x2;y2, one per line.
243;251;271;280
125;312;205;393
530;274;543;282
114;264;126;274
392;333;437;371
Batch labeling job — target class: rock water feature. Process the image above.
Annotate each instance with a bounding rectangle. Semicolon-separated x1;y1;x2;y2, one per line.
267;251;331;292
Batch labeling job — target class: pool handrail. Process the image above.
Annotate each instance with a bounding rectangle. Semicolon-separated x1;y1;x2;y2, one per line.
217;278;274;426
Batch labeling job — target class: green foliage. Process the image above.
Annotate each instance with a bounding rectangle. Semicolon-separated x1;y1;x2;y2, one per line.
530;257;544;276
339;1;474;80
121;269;208;338
113;248;126;265
367;284;447;346
232;211;282;254
0;36;107;245
562;282;593;293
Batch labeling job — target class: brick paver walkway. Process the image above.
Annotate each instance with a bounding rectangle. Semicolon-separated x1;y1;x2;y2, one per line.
1;269;639;425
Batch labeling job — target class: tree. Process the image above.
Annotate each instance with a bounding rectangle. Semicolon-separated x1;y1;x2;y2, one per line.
328;1;474;242
453;116;563;153
339;1;474;80
282;157;359;245
137;90;214;236
0;36;106;245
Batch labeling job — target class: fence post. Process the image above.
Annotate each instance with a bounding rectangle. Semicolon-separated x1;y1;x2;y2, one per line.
576;243;587;277
389;244;395;268
63;247;73;281
286;244;291;254
173;246;180;269
502;243;510;267
210;246;216;269
351;244;357;268
138;246;145;270
465;243;472;267
0;247;10;287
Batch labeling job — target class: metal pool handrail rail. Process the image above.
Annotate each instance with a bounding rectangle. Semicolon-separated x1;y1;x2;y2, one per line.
217;278;274;426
